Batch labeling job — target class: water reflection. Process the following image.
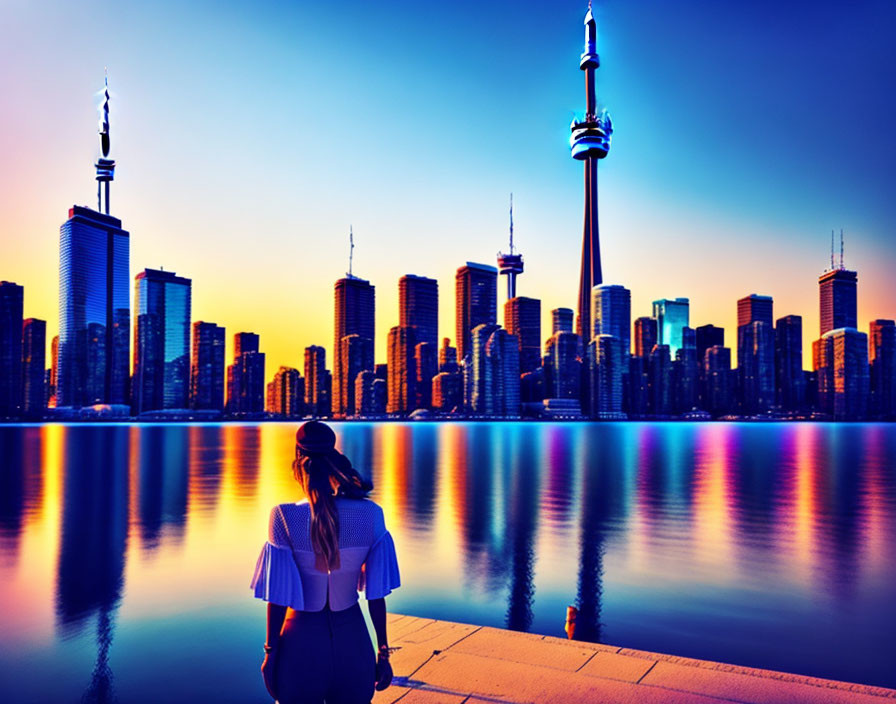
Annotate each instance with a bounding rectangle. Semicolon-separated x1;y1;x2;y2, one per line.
0;421;893;702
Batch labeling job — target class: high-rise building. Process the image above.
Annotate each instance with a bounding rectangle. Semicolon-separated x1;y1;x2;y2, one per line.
304;345;328;417
633;317;657;358
571;6;613;340
341;334;374;417
812;335;834;416
485;328;521;417
399;274;438;347
414;341;438;410
869;319;896;419
648;344;672;416
830;328;869;420
57;206;130;407
551;308;574;336
22;318;46;418
0;282;24;417
504;296;541;374
438;337;458;373
133;269;192;413
819;270;857;335
48;334;59;406
227;332;265;414
432;371;463;413
268;366;304;418
775;315;805;412
387;326;416;414
355;370;384;416
588;334;624;418
469;323;501;413
737;294;775;413
704;346;732;417
190;321;225;411
545;331;581;401
695;324;724;365
455;262;497;361
652;299;689;357
592;285;630;358
674;328;698;414
333;276;375;417
626;355;649;417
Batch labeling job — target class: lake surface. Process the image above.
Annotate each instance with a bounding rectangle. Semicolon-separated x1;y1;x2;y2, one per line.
0;422;894;702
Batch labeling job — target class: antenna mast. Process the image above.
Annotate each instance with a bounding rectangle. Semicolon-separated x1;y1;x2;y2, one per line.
830;230;835;270
509;192;514;255
347;226;354;278
840;228;844;269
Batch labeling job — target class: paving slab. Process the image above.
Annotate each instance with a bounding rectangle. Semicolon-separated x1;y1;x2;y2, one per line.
373;614;896;704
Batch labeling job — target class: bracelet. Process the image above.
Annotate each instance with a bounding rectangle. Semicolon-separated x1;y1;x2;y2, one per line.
378;645;400;659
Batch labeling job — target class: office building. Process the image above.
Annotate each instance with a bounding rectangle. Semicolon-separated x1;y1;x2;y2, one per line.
485;328;521;416
48;335;59;406
695;324;724;365
355;370;384;416
341;334;374;417
737;294;775;414
0;282;24;417
819;269;857;335
869;319;896;419
399;274;438;347
333;276;375;417
652;299;689;357
592;285;631;359
455;262;497;360
387;326;416;414
648;344;672;416
830;328;869;420
133;268;192;413
438;338;458;373
227;332;265;414
268;366;304;418
588;334;624;418
633;317;657;358
626;355;649;417
415;341;438;410
432;371;463;413
552;308;574;335
22;318;47;417
504;296;541;374
191;321;226;411
704;346;732;417
674;328;698;413
775;315;805;412
469;323;500;413
57;207;130;407
304;345;328;417
545;331;581;401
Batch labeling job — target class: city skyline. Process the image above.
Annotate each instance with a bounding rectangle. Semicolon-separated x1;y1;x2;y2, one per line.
1;1;895;379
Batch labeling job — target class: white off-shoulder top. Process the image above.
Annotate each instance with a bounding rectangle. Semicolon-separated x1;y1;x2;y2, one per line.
250;497;400;612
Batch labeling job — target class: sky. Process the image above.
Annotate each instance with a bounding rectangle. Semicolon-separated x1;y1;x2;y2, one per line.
1;0;895;374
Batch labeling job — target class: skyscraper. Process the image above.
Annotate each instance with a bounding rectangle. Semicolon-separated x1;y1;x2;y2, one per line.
652;299;689;357
333;276;375;417
414;341;438;410
737;294;775;413
551;308;574;336
227;332;265;414
704;346;733;417
22;318;47;418
455;262;497;361
58;207;130;407
268;367;304;418
432;371;463;413
191;321;226;411
592;284;630;358
571;6;613;340
775;315;805;412
438;337;458;373
588;334;624;418
504;296;541;374
545;331;581;401
341;334;374;417
695;324;724;365
869;319;896;419
133;269;192;413
830;328;869;420
49;334;59;406
485;328;521;417
58;79;129;408
387;326;416;414
399;274;438;347
819;270;857;336
304;345;328;417
633;317;658;358
674;328;698;413
469;323;500;413
0;282;24;417
648;344;672;416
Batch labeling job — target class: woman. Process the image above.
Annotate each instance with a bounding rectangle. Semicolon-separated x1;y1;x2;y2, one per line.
250;421;401;703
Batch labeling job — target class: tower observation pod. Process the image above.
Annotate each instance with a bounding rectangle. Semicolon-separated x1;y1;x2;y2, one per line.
571;4;613;341
497;193;524;300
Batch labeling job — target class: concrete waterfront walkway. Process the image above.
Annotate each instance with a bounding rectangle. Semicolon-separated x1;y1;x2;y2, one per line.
373;614;896;704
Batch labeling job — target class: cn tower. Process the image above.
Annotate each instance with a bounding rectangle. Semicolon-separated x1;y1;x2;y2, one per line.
570;3;612;342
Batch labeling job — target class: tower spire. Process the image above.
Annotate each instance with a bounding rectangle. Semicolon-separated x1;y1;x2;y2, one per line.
497;193;524;300
509;192;514;255
347;225;355;278
95;70;115;215
840;228;844;269
830;230;835;270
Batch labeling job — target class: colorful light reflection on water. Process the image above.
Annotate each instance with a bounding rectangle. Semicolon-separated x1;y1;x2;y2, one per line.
0;422;894;702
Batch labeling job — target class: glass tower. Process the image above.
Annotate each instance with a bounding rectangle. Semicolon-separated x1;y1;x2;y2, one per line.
652;298;689;357
0;281;24;417
455;262;497;361
57;206;130;407
133;268;192;413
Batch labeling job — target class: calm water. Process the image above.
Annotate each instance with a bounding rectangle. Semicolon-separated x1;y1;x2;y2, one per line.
0;422;894;702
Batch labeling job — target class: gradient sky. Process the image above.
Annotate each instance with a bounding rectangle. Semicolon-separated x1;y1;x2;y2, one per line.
2;0;895;374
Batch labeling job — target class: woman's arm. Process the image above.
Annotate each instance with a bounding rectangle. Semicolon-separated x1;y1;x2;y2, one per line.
367;597;393;690
260;603;287;699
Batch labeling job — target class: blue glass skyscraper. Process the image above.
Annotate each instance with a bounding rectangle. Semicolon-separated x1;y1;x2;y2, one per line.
133;269;192;413
57;206;130;407
652;298;689;357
